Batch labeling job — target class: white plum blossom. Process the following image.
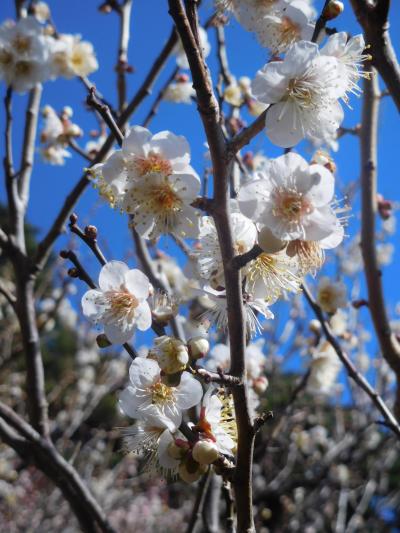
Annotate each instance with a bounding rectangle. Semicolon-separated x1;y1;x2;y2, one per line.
122;420;182;477
307;341;341;395
245;249;301;302
196;213;257;285
316;276;347;314
320;32;371;106
174;26;210;69
253;1;315;56
198;285;274;336
0;16;51;93
251;41;344;147
239;152;341;243
164;75;195;104
119;357;202;430
206;340;266;381
49;33;98;79
81;261;152;344
195;387;236;456
149;336;189;374
97;126;201;239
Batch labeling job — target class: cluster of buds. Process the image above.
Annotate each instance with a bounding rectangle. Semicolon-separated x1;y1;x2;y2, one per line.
148;335;210;386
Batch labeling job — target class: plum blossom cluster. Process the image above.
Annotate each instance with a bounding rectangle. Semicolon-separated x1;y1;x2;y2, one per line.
39;105;82;165
118;347;236;482
92;126;201;239
0;11;98;93
252;33;371;147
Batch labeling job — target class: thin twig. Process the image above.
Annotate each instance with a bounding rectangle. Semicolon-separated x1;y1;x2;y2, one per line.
302;282;400;439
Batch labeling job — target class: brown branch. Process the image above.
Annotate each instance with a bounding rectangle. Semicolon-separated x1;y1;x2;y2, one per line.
227;109;267;156
350;0;400;112
116;0;133;113
302;282;400;439
168;1;255;530
232;244;262;270
0;402;115;533
186;469;213;533
359;66;400;414
18;85;42;212
87;86;124;146
311;0;330;43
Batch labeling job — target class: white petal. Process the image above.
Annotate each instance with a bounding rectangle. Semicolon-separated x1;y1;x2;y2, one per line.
122;126;151;156
307;164;335;207
123;269;150;299
176;372;203;409
150;130;191;170
81;289;104;322
129;357;160;387
102;151;126;184
265;101;305;148
104;323;134;344
119;386;142;419
134;301;152;331
98;261;130;291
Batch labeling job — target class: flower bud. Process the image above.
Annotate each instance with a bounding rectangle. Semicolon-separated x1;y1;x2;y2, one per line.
192;440;219;465
178;457;207;483
309;319;321;334
96;333;112;348
187;336;210;360
66;124;82;137
167;440;188;460
33;2;50;23
258;227;286;254
253;376;269;395
324;0;344;20
62;106;73;118
151;336;189;374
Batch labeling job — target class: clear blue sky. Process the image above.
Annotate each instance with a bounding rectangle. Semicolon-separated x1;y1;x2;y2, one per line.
1;1;399;384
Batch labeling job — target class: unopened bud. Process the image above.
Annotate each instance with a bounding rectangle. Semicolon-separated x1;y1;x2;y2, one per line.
67;267;79;278
187;336;210;360
258;227;286;254
69;213;78;225
167;439;189;460
96;333;112;348
309;319;321;334
192;440;219;465
324;0;344;20
253;376;269;395
85;225;98;240
66;124;82;137
62;106;73;118
178;456;207;483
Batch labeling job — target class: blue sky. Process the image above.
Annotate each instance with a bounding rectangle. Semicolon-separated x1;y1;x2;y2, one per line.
1;1;400;385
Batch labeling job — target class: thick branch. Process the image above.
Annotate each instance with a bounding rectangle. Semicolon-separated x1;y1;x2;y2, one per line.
168;2;255;530
350;0;400;112
359;66;400;412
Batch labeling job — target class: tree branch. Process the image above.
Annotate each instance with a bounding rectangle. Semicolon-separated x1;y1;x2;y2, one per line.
350;0;400;112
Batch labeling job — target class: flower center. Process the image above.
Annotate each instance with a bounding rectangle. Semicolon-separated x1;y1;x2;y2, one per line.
272;187;313;222
107;290;139;313
13;35;31;54
15;61;32;76
286;76;318;108
318;288;335;307
287;240;325;274
133;152;173;177
149;381;175;405
0;49;13;66
151;182;182;213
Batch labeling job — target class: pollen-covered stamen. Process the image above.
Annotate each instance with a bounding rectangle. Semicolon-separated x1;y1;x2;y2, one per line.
98;289;140;327
149;381;175;406
246;252;301;301
152;182;182;212
132;151;173;177
272;186;313;222
272;17;301;52
287;239;325;275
